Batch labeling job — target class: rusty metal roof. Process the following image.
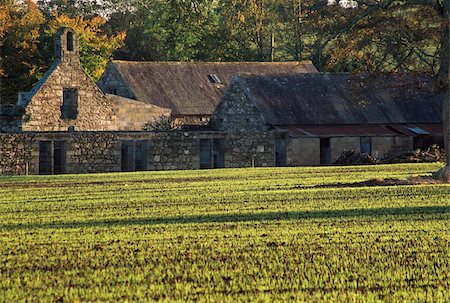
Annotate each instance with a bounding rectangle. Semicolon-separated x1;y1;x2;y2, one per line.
237;73;443;126
276;124;442;137
104;61;318;116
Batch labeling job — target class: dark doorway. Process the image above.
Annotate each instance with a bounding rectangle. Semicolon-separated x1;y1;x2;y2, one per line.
213;139;225;168
121;140;133;172
320;138;332;165
39;141;52;175
135;140;148;171
360;137;372;154
275;138;287;166
53;141;66;174
200;139;212;169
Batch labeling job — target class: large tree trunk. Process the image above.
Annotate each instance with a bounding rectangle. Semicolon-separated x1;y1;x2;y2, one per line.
435;2;450;182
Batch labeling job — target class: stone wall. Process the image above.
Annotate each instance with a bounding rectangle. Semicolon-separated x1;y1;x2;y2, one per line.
372;136;413;159
0;131;276;175
17;28;118;132
97;63;136;99
20;61;118;132
209;81;267;132
107;95;171;131
0;134;35;175
330;137;361;162
287;137;320;166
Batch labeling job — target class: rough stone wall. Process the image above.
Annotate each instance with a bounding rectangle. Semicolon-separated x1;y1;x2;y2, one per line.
21;60;118;131
225;133;275;168
97;63;136;99
0;131;275;175
209;81;267;132
372;136;413;159
0;134;35;175
287;137;320;166
68;133;120;173
108;95;171;131
330;137;361;162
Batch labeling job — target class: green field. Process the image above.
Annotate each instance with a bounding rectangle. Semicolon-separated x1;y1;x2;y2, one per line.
0;163;448;302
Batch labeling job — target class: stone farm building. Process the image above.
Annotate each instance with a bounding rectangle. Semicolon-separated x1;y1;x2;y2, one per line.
0;27;444;175
96;60;318;126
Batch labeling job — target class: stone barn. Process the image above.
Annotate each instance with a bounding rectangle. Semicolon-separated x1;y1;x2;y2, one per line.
210;73;444;165
96;61;318;127
6;27;170;132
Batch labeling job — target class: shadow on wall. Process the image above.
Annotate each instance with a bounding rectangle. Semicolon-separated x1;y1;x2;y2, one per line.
0;205;446;231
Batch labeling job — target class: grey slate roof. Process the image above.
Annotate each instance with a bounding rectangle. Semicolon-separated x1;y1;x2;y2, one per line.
104;61;318;116
237;73;443;126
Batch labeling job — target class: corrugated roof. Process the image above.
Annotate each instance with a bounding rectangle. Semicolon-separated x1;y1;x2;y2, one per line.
108;61;318;115
276;124;442;137
238;73;443;126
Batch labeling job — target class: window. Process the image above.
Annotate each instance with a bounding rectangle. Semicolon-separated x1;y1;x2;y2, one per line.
61;89;78;119
67;31;74;51
109;88;118;95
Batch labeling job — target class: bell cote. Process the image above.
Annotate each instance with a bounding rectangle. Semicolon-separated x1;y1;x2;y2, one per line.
54;27;79;61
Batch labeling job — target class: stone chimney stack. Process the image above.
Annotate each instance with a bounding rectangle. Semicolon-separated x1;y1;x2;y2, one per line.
54;27;79;62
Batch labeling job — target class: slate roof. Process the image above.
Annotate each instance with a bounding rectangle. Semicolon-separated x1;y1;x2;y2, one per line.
236;73;443;126
104;61;318;116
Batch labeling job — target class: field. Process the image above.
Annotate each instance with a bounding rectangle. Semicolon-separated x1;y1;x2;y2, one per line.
0;163;448;302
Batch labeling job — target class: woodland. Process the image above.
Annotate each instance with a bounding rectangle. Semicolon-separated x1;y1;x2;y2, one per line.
0;0;448;105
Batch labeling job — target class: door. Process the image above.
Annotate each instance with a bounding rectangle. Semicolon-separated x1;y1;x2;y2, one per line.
275;138;287;166
320;138;331;165
121;140;133;172
213;139;225;168
135;140;148;171
53;141;66;174
39;141;52;175
199;139;212;169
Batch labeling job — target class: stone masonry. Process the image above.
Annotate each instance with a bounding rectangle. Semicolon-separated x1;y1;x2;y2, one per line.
17;27;118;131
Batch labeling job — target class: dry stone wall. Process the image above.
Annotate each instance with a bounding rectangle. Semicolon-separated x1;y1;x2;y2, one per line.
0;134;35;175
0;131;276;175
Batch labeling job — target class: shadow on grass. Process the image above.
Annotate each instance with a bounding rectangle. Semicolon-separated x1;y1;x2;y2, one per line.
1;206;448;231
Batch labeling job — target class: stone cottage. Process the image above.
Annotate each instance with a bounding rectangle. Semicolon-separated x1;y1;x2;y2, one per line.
96;60;318;126
210;73;444;165
5;27;170;132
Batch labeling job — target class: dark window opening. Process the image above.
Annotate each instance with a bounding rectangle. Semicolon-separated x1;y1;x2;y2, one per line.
61;89;78;119
67;31;74;51
275;138;287;166
360;137;372;154
199;139;212;169
121;140;133;172
135;140;148;171
109;88;118;95
320;138;332;165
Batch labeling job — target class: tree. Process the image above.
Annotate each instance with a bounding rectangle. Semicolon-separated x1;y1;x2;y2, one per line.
0;0;46;105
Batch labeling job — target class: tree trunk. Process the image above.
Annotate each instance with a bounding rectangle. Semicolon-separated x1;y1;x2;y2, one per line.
435;2;450;181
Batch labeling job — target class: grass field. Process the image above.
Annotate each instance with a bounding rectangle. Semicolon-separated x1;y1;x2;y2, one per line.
0;163;448;302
